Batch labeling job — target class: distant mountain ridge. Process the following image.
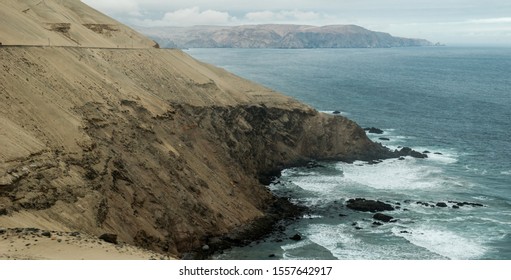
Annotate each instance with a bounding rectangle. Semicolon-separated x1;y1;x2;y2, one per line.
138;24;432;49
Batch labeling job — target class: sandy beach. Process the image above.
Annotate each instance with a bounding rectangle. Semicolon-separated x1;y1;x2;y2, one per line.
0;227;173;260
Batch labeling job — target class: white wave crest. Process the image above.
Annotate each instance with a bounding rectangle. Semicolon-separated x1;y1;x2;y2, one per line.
392;226;486;260
336;159;446;190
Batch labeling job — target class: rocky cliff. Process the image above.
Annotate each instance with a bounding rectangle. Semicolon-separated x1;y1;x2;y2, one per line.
0;0;393;258
139;24;432;49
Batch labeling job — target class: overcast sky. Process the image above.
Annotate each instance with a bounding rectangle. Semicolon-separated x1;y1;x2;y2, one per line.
82;0;511;45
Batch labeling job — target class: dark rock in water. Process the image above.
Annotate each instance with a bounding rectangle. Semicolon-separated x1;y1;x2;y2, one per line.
373;213;394;223
452;205;460;209
412;151;428;158
346;198;394;212
379;137;390;141
396;147;428;159
99;233;118;244
332;110;341;115
355;227;363;230
423;151;431;154
400;147;413;153
268;254;276;258
436;202;448;207
306;161;324;169
339;214;347;217
372;221;383;226
290;234;302;241
453;201;483;207
398;157;405;160
364;127;384;134
465;202;484;207
400;230;410;234
351;222;358;226
434;152;443;155
403;208;409;211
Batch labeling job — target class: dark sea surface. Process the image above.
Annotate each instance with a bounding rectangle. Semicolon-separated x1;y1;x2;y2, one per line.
186;47;511;260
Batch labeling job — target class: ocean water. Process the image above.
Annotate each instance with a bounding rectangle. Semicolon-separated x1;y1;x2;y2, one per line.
185;47;511;260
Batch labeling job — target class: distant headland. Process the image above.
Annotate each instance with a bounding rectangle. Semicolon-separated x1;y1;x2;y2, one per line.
138;24;433;49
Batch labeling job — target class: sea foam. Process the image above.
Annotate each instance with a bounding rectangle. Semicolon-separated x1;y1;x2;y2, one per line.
336;159;446;191
392;226;486;260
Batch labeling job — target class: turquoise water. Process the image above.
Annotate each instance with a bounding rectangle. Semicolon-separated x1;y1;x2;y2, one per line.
186;47;511;260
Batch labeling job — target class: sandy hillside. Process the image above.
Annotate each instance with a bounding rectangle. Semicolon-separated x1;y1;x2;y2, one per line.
0;0;390;259
0;0;156;48
0;227;171;260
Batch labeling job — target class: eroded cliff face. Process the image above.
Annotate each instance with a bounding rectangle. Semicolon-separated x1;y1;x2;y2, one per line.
0;45;390;256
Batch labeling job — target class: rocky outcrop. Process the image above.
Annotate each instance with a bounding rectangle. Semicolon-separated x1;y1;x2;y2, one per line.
364;127;384;134
99;233;118;244
139;24;433;49
395;147;429;159
346;198;395;212
373;213;394;223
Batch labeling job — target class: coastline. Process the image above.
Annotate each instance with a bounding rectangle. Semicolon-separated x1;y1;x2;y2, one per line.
1;0;427;260
0;45;397;259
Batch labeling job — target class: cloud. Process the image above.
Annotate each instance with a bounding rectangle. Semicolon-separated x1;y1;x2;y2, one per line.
82;0;142;17
134;7;328;27
135;7;235;26
245;10;322;24
467;17;511;24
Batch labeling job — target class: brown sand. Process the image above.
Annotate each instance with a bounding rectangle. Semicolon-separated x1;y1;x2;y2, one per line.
0;228;172;260
0;0;155;48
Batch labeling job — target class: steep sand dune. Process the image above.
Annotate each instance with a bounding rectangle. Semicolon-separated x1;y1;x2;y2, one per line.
0;0;156;48
0;1;391;259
